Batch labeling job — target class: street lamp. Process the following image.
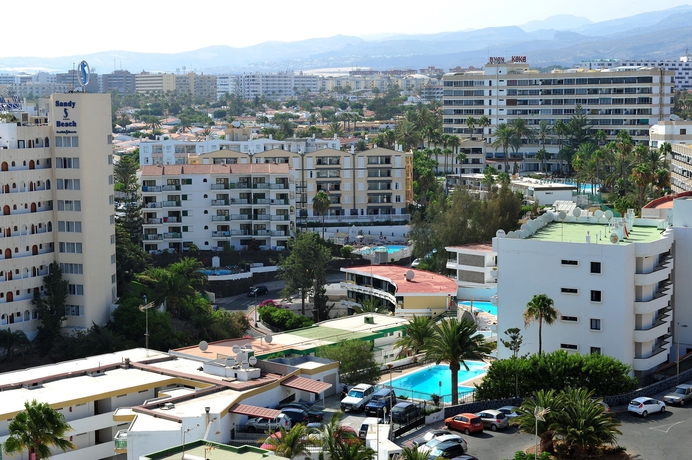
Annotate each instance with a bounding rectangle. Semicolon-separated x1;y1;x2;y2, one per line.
534;406;550;458
254;290;258;327
139;295;154;357
678;322;688;385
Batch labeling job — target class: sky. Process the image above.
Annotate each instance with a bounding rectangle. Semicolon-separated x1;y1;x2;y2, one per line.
3;0;691;58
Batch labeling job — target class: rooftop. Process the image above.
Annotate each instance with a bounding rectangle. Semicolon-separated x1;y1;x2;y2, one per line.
447;243;494;252
143;441;271;460
527;222;662;244
342;266;457;295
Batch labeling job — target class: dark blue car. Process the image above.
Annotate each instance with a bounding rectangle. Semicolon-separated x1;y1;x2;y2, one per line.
365;388;397;416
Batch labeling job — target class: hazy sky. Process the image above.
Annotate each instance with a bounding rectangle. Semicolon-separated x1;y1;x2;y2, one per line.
4;0;690;58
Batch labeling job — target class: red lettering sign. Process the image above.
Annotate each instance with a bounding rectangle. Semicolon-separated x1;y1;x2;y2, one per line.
511;56;527;63
489;57;505;64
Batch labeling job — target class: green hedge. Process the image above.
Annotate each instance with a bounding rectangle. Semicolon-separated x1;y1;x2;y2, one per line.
258;306;313;331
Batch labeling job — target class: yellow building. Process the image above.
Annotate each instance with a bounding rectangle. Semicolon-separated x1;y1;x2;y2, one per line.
135;72;176;94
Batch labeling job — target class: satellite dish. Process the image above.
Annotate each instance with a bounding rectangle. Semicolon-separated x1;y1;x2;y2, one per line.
241;360;249;370
199;341;208;352
521;224;528;231
249;356;258;366
594;210;603;220
225;356;236;367
231;120;241;128
237;352;247;363
506;231;517;238
265;334;273;344
232;345;240;354
610;232;619;244
605;210;613;220
573;208;582;217
405;270;415;281
558;211;567;221
496;229;506;238
545;211;554;221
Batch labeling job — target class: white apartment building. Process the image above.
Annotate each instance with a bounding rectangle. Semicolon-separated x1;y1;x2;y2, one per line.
445;243;497;301
442;59;674;175
493;210;674;376
134;73;176;94
649;119;692;193
238;72;319;99
216;74;238;100
0;93;116;338
138;163;295;253
581;56;692;91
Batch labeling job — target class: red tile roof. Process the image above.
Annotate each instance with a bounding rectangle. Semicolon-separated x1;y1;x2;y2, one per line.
140;163;290;176
281;376;332;394
342;266;457;295
228;404;281;419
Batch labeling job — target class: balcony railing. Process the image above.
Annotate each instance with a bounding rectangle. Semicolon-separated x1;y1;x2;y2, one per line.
211;183;229;190
253;214;270;221
230;214;251;220
114;430;127;453
145;218;162;225
141;186;161;192
161;201;181;207
271;215;290;221
145;234;163;240
212;199;229;206
212;215;230;221
161;185;181;191
145;202;162;208
163;232;182;239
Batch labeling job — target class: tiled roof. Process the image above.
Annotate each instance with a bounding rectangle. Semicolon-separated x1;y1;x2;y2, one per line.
280;376;332;394
228;404;281;419
342;266;457;295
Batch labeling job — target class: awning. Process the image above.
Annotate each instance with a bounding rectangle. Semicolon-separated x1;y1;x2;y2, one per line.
228;404;280;419
281;376;332;394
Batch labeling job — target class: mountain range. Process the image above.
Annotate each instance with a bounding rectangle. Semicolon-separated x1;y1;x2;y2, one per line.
1;6;691;74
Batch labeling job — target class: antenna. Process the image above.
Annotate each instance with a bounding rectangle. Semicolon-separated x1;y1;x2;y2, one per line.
199;341;208;352
558;211;567;221
594;210;604;221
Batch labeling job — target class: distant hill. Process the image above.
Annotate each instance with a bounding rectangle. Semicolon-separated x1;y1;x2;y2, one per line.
2;6;692;74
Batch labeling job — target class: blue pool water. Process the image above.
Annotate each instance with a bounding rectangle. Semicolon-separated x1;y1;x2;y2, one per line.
460;301;497;317
202;269;232;276
390;362;486;402
564;182;599;194
359;245;407;255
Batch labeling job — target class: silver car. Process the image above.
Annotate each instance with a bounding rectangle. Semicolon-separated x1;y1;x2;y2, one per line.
475;409;509;431
663;384;692;406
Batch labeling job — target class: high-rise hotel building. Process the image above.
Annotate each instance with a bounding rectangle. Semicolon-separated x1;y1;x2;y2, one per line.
0;93;116;338
442;59;674;174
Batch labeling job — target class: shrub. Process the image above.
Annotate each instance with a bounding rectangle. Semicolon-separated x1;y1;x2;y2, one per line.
258;305;313;331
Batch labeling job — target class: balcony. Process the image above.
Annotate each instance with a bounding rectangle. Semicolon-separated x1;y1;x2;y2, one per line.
144;202;162;209
114;430;127;454
161;201;181;208
145;234;163;240
161;185;181;191
163;232;182;239
253;198;272;205
253;214;270;221
633;339;671;372
141;185;161;192
212;199;229;206
211;183;230;190
633;316;671;344
234;182;251;189
212;215;230;221
144;218;162;225
634;265;672;287
230;214;251;220
271;215;290;221
634;291;671;315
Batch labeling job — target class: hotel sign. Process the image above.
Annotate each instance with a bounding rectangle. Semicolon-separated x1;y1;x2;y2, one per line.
489;56;527;64
55;100;77;133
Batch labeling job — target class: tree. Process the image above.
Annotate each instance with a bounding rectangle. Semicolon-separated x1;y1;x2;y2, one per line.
262;423;318;459
140;267;195;319
424;318;491;405
0;328;31;361
278;232;331;317
394;315;434;356
401;445;431;460
320;414;359;459
466;116;477;139
115;224;150;296
168;257;208;292
352;297;389;314
114;154;144;246
3;399;76;459
536;121;553;173
395;120;422;151
326;121;344;138
316;340;381;386
523;294;558;355
500;328;523;358
32;262;69;354
492;123;519;173
312;191;331;240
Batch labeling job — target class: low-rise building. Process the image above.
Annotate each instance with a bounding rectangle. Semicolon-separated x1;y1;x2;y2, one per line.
445;243;497;301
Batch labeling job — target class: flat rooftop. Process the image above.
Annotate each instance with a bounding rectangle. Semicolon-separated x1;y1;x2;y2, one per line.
342;266;457;295
528;222;662;244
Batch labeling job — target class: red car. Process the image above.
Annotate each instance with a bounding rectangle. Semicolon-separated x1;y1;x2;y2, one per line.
444;413;484;435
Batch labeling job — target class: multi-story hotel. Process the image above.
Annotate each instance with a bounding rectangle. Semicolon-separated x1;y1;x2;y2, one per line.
134;73;177;94
0;93;116;338
581;56;692;91
137;129;411;227
442;59;674;175
237;72;319;99
138;163;295;253
649;119;692;193
493;208;676;376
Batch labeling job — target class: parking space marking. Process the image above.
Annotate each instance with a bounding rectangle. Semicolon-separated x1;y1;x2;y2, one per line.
649;419;688;433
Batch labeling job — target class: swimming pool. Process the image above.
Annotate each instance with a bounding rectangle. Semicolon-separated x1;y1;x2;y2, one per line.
390;362;487;403
201;269;232;276
359;245;407;255
460;300;497;316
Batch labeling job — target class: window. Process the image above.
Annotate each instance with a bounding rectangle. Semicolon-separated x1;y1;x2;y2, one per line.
110;215;115;224
590;347;601;355
590;290;602;302
590;262;601;274
111;254;116;264
561;316;578;322
57;200;81;212
59;242;82;253
68;284;84;295
59;263;83;274
561;260;578;266
65;305;82;316
56;157;80;169
108;154;113;165
561;343;578;350
182;178;192;185
112;274;116;283
590;318;601;330
561;288;578;294
57;179;80;190
55;136;79;147
58;221;82;233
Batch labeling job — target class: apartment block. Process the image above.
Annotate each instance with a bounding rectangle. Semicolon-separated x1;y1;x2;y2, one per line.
139;163;295;253
0;93;116;338
442;60;674;174
581;56;692;91
102;70;136;95
216;74;239;100
649;119;692;193
135;73;176;94
238;72;319;99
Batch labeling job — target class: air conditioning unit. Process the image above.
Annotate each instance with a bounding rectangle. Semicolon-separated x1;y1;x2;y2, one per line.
364;316;374;324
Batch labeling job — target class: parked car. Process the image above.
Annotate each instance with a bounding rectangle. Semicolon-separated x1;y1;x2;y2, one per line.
444;413;484;435
245;414;291;432
496;406;520;425
628;397;666;417
592;398;611;412
341;384;375;412
449;456;480;460
391;401;420;424
423;434;468;454
412;429;452;447
663;384;692;406
365;387;397;416
425;440;467;459
247;285;268;297
276;402;324;422
475;409;509;431
280;408;310;426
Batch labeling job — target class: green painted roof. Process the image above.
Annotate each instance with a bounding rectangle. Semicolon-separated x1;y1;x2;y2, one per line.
289;326;376;342
143;441;271;459
528;222;661;244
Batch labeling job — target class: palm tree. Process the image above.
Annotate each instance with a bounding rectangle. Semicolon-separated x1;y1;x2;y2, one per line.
466;116;477;139
401;445;431;460
478;115;491;141
141;267;195;319
332;441;376;460
262;424;318;459
536;120;553;173
394;315;434;356
326;121;344;138
396;120;422;151
523;294;559;355
515;389;563;455
0;328;31;361
312;190;331;240
381;128;396;149
553;119;567;174
3;399;76;459
321;414;358;459
169;257;208;292
424;318;491;405
352;297;388;314
447;135;461;171
491;123;516;173
510;118;534;173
